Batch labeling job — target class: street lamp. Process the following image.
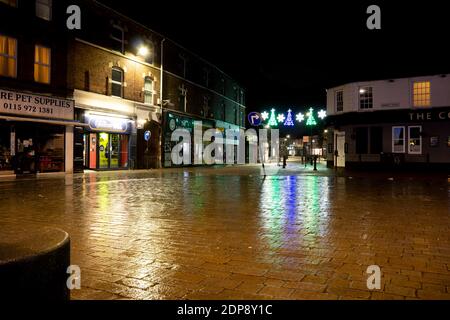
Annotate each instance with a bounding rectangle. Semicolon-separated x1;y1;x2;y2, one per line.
306;108;318;170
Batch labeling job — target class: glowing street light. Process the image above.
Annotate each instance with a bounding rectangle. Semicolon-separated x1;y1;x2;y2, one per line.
138;45;150;57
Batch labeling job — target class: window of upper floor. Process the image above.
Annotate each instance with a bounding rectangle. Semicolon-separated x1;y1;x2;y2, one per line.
144;76;153;105
0;0;17;7
34;45;51;84
335;90;343;112
203;68;210;88
111;24;125;54
359;86;373;109
0;34;17;78
111;67;124;98
413;81;431;107
36;0;52;21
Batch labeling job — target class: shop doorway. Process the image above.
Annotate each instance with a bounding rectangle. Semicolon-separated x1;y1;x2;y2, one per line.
335;131;346;168
0;125;13;174
83;132;129;170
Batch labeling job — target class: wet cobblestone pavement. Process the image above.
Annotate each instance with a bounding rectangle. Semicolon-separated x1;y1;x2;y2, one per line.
1;161;450;300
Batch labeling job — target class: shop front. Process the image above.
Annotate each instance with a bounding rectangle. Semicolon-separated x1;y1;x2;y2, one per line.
0;88;75;175
82;112;132;170
162;112;214;167
326;106;450;170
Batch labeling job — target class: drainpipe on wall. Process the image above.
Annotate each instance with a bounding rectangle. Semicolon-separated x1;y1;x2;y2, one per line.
159;38;166;169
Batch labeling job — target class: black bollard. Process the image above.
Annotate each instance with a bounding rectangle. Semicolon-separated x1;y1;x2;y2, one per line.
313;155;318;171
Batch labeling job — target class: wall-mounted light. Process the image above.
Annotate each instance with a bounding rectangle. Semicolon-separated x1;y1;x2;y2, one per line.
137;45;150;57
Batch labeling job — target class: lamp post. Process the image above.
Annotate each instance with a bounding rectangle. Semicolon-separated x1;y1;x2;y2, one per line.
306;108;317;170
159;38;166;169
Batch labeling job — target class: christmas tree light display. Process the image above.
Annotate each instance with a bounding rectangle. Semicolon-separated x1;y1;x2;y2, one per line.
284;109;295;126
259;107;325;127
267;108;278;126
306;108;317;126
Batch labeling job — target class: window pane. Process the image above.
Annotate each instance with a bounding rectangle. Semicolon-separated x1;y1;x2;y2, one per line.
393;128;404;140
144;92;152;104
111;82;122;97
144;78;152;91
112;68;122;82
35;46;51;65
36;1;52;21
34;46;51;83
111;27;123;40
413;81;431;107
0;35;17;78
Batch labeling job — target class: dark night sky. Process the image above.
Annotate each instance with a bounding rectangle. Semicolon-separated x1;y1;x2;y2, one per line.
98;0;450;135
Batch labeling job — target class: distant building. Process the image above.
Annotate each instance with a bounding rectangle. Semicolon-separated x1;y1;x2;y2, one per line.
325;74;450;170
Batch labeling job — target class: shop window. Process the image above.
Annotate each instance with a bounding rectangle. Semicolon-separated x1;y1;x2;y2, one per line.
111;67;124;98
0;35;17;78
0;126;12;171
370;127;383;154
392;126;405;153
202;96;210;117
36;0;52;21
359;87;373;109
111;25;125;53
0;0;17;7
355;127;368;154
408;126;422;154
413;81;431;107
144;76;153;105
335;90;343;112
34;45;51;84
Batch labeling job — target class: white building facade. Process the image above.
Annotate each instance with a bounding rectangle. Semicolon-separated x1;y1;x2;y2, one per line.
325;74;450;170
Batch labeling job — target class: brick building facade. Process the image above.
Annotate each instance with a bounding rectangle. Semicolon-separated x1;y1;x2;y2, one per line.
0;0;247;175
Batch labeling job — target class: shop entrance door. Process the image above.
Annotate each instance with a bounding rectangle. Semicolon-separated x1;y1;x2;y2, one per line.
95;132;128;170
110;134;119;168
99;132;110;169
335;131;346;168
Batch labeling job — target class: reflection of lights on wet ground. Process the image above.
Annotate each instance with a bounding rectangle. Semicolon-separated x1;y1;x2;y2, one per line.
259;176;331;248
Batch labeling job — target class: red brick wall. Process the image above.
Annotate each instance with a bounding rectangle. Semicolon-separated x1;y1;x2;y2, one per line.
69;40;160;104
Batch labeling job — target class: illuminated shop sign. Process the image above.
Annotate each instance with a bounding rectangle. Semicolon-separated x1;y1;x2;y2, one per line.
0;88;74;120
86;114;130;133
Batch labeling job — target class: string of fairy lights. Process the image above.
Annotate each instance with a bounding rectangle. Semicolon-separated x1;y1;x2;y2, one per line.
260;108;327;127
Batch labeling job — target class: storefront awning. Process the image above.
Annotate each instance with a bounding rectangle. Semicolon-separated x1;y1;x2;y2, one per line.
0;115;89;127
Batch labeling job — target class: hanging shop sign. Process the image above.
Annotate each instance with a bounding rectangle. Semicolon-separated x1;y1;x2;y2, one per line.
0;88;74;120
86;114;131;133
144;130;151;141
